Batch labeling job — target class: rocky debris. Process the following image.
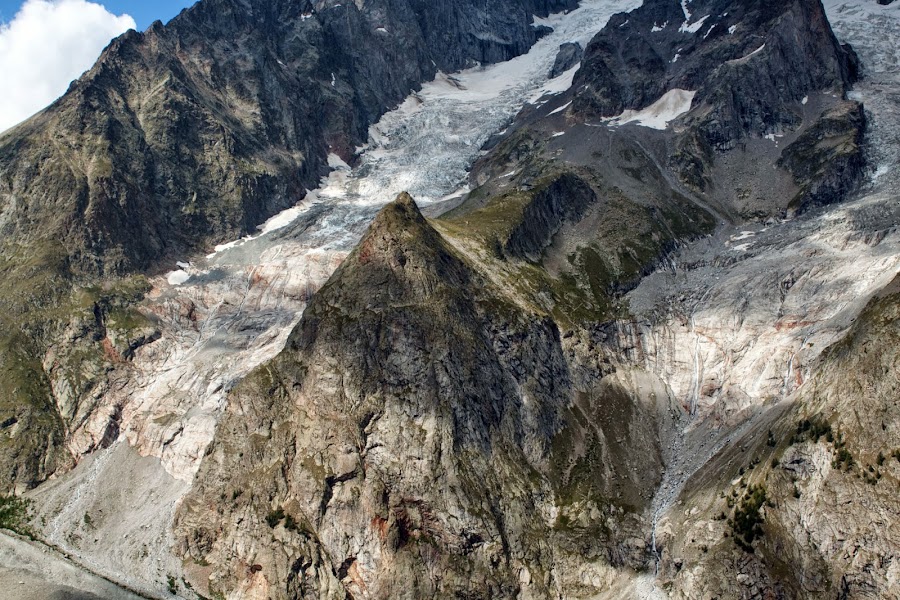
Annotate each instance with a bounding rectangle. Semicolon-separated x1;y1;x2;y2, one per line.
0;531;144;600
549;42;584;78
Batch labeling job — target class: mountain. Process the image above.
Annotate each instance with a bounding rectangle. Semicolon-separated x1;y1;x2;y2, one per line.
176;192;678;598
2;0;899;599
0;0;576;492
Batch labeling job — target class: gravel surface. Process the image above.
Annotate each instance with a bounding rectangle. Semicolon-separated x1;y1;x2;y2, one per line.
0;531;146;600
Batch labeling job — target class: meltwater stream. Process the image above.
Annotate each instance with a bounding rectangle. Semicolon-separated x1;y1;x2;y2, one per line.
31;1;642;596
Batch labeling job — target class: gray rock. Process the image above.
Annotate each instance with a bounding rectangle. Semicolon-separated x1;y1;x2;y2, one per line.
549;42;584;78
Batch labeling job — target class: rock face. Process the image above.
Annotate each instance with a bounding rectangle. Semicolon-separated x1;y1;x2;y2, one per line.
549;42;584;78
502;172;597;260
653;278;900;600
568;0;865;217
572;0;857;140
777;101;867;211
0;0;576;279
176;194;679;599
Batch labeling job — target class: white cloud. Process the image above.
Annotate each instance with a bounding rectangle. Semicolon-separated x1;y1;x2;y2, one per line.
0;0;135;133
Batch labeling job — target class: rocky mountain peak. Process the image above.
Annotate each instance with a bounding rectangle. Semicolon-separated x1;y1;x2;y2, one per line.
362;191;430;249
0;0;579;495
296;192;473;326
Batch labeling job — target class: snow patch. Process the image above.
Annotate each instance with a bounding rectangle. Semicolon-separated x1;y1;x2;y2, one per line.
531;14;552;29
606;89;696;130
680;14;709;34
327;153;351;170
530;64;580;102
652;21;668;32
548;101;572;115
166;270;191;286
728;44;766;64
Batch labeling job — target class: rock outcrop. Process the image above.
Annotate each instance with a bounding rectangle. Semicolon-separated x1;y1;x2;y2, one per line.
652;277;900;599
502;172;597;260
549;42;584;78
572;0;858;140
567;0;865;217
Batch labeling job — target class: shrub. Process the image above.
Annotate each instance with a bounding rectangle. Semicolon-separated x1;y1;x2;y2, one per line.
792;417;832;444
0;495;32;536
265;507;285;528
731;484;767;552
284;514;300;532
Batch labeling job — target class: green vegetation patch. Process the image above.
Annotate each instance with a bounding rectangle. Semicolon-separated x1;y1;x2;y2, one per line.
0;495;33;536
729;484;767;552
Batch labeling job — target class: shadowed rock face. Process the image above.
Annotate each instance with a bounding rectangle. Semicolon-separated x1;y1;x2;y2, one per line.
549;42;584;78
572;0;858;143
503;172;598;260
565;0;866;215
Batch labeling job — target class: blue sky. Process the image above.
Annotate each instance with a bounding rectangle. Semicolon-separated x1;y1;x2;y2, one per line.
0;0;196;30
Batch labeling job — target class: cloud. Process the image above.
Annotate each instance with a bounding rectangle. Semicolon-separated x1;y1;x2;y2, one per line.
0;0;135;133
